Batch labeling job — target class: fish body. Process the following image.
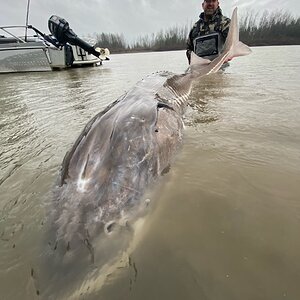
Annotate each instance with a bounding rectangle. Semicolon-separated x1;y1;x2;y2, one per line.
55;71;184;244
40;8;251;298
53;7;251;254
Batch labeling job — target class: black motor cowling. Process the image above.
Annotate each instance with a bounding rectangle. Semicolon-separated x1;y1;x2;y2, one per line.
48;15;100;58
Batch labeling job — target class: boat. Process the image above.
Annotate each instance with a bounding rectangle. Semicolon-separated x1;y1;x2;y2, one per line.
0;15;110;73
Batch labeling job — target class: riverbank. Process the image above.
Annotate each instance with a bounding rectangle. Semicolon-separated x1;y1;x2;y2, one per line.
108;42;300;54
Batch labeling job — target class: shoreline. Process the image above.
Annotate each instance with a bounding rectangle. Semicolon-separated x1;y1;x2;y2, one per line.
108;43;300;54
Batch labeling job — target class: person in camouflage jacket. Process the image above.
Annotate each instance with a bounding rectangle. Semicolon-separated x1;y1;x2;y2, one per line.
186;0;230;63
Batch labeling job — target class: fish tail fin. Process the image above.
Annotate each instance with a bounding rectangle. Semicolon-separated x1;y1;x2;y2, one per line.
224;7;252;61
230;41;252;58
189;7;251;77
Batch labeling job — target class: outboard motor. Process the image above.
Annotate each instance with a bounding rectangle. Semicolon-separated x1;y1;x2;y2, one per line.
48;15;100;58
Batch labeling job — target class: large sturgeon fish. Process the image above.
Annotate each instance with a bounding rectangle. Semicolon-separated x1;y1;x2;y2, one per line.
51;8;250;263
39;8;251;299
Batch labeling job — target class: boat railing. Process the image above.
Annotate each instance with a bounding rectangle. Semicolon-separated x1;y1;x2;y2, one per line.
0;25;41;44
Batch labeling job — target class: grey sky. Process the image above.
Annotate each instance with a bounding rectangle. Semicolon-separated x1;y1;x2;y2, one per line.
1;0;299;42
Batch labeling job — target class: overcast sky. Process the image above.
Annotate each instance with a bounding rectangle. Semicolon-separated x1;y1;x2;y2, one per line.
1;0;299;42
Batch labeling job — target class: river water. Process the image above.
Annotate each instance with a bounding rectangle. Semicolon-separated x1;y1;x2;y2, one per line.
0;46;300;300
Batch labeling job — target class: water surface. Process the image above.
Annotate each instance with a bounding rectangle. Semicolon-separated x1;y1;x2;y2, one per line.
1;46;300;299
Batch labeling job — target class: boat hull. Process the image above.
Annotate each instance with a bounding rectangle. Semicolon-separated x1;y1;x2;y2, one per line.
0;42;52;73
0;42;102;73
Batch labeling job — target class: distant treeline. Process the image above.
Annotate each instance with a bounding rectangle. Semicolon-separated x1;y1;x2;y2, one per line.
94;11;300;53
94;25;190;53
240;11;300;46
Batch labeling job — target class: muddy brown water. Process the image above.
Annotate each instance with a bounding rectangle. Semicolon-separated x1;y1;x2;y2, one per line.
1;46;300;299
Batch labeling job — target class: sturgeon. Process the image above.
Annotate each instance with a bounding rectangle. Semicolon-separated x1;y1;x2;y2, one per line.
52;8;251;258
39;8;251;298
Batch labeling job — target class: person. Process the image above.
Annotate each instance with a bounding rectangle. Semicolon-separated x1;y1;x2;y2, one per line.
186;0;231;63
